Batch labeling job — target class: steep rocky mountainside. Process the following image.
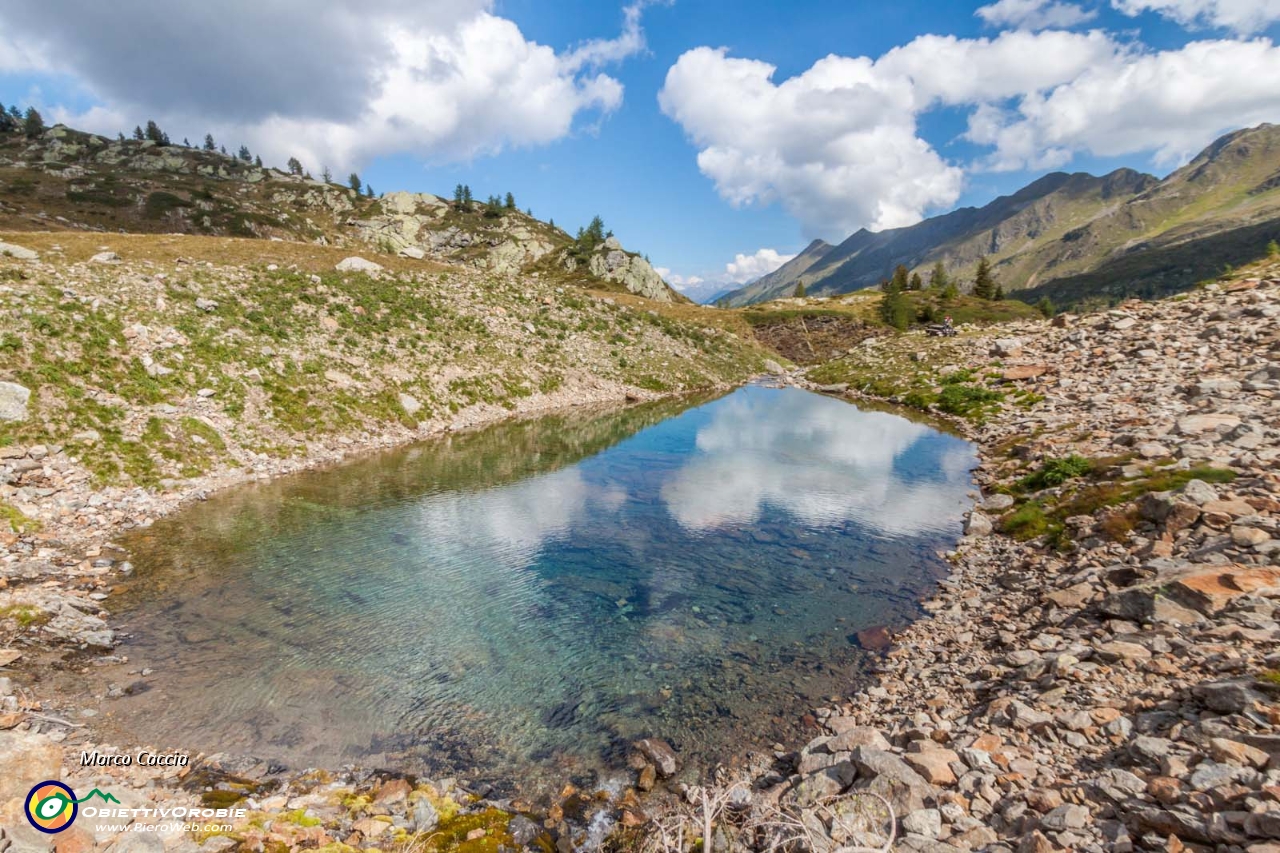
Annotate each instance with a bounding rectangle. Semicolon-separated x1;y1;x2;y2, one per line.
0;123;681;302
723;124;1280;308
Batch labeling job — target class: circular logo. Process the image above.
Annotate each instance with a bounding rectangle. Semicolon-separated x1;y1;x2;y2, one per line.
25;781;78;834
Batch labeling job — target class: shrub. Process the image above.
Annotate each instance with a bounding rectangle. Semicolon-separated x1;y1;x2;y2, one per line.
1020;454;1093;490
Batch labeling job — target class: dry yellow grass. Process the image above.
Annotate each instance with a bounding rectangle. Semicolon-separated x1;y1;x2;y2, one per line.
0;230;449;276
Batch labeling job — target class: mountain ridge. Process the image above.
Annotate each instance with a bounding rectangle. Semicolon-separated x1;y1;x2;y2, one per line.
722;123;1280;307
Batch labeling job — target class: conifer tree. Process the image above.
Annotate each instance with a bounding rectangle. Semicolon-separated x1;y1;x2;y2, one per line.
973;256;997;300
133;125;145;141
1269;239;1280;258
287;157;304;176
794;282;806;298
909;272;923;291
203;133;216;151
890;264;910;292
930;261;949;291
505;192;516;210
322;165;332;183
348;173;362;193
23;107;44;138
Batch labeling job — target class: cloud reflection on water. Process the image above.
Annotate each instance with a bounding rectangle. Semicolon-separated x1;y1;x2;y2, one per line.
661;390;976;537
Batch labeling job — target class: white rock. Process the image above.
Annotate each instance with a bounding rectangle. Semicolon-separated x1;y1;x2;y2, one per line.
398;246;426;260
398;393;422;416
336;256;383;273
0;381;31;421
0;241;39;260
89;251;121;264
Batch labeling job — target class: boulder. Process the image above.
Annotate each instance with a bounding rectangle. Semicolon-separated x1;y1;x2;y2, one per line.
398;393;423;417
89;251;121;264
634;738;678;778
991;338;1024;357
0;382;31;422
0;241;38;260
336;256;383;273
965;511;993;536
398;246;426;260
1002;364;1047;381
1169;565;1280;615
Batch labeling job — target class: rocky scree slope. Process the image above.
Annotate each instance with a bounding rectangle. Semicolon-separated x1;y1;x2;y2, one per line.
0;123;680;302
723;124;1280;309
682;264;1280;853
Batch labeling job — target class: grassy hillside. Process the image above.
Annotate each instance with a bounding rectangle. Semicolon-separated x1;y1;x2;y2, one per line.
0;123;684;302
0;231;766;490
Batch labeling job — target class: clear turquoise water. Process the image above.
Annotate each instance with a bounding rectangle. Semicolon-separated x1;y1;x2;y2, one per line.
110;386;975;794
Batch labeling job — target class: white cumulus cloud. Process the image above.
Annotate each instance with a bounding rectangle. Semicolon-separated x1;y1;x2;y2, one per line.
976;0;1098;30
0;0;653;172
661;27;1280;237
968;37;1280;169
1112;0;1280;35
724;249;797;283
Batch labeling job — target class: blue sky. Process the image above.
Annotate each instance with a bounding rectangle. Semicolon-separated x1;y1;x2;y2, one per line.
2;0;1279;297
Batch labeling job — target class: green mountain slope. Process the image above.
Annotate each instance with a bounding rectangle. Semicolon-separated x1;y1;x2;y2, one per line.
722;123;1280;307
0;123;685;303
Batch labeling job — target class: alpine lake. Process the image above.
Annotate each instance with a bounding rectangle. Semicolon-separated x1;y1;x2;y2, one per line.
102;385;977;797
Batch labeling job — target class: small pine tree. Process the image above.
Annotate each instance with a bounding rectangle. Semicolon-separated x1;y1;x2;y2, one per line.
993;284;1005;301
794;282;806;298
941;282;959;301
117;132;125;142
9;106;22;120
133;125;145;141
453;184;464;208
973;256;996;300
145;120;168;145
348;173;362;193
879;285;911;330
462;185;473;211
287;157;303;176
23;107;44;138
505;192;516;210
238;145;252;161
581;215;606;250
930;261;948;291
484;195;502;218
889;264;910;293
254;155;263;168
220;145;227;155
549;218;555;229
366;184;374;198
1268;239;1280;258
1036;296;1056;319
322;165;332;183
203;133;216;151
183;137;190;147
909;272;923;291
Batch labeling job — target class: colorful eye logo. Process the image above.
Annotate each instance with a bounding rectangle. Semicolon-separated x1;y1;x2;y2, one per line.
25;781;78;834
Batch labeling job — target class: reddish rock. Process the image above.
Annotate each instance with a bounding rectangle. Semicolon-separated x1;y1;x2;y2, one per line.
855;625;893;651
